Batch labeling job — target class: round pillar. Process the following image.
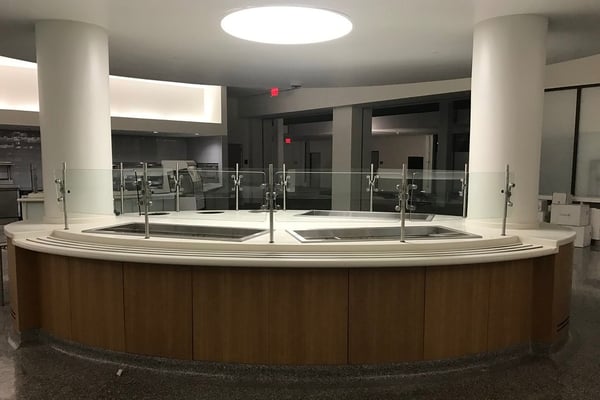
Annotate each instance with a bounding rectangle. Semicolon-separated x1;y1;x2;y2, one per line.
467;15;548;228
36;20;113;223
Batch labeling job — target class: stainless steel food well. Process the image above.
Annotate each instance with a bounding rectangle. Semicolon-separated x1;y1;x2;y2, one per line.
84;223;268;242
287;225;480;242
296;210;434;221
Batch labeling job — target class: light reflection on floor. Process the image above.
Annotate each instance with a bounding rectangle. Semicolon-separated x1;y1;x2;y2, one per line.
0;356;15;400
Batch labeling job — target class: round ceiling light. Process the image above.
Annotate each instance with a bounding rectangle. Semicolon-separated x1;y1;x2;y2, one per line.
221;6;352;45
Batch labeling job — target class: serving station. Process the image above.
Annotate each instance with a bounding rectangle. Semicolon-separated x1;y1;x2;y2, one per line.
5;208;574;365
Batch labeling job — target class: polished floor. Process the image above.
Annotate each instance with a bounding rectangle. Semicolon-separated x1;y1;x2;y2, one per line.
0;246;599;399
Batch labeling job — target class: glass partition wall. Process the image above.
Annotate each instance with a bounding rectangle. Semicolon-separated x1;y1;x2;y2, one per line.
62;164;473;218
109;163;269;222
372;168;466;216
53;163;530;221
55;163;522;239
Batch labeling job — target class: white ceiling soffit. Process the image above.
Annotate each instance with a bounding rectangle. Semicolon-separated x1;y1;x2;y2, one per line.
0;56;222;124
0;1;599;89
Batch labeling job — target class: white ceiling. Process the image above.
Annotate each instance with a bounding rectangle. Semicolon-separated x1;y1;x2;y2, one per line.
0;0;599;90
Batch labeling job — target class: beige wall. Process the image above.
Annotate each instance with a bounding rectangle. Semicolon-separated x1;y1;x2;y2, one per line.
545;54;600;89
372;134;431;170
238;54;600;118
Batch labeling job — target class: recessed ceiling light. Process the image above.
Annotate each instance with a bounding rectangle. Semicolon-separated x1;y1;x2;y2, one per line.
221;6;352;45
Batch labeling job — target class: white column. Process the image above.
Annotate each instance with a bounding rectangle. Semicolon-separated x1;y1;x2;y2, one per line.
36;20;113;222
467;15;548;228
332;106;363;210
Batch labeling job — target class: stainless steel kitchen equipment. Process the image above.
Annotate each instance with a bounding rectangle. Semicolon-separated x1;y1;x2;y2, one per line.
0;162;19;223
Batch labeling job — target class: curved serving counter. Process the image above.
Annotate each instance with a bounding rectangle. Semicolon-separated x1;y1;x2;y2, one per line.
4;210;575;365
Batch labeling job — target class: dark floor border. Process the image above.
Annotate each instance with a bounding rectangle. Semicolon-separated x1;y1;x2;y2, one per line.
18;330;549;385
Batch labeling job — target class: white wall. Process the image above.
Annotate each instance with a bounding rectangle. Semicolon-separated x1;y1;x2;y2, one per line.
372;134;431;170
238;53;600;119
372;112;439;134
187;136;223;166
0;56;227;135
546;54;600;89
287;121;332;138
239;79;470;117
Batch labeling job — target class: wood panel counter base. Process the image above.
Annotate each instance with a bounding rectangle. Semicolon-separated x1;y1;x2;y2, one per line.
7;239;574;365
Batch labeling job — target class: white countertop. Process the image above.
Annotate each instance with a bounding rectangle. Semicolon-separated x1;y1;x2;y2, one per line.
16;192;44;203
4;210;576;268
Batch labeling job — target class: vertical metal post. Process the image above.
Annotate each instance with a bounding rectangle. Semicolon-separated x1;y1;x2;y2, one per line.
462;163;468;218
30;164;38;193
369;163;374;212
268;164;275;243
366;163;379;212
230;163;243;211
175;162;180;212
143;162;150;239
501;164;515;236
502;164;509;236
400;164;406;242
282;163;287;211
119;162;125;215
235;163;239;211
61;162;68;230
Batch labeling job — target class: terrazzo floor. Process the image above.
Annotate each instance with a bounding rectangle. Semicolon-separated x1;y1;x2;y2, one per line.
0;246;599;399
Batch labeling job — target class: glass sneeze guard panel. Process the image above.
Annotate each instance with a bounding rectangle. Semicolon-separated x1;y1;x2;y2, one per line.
63;168;115;217
374;168;467;216
466;171;511;220
276;169;366;221
109;164;268;222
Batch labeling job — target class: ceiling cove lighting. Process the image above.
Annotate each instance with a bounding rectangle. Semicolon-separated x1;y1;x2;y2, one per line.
221;6;352;45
